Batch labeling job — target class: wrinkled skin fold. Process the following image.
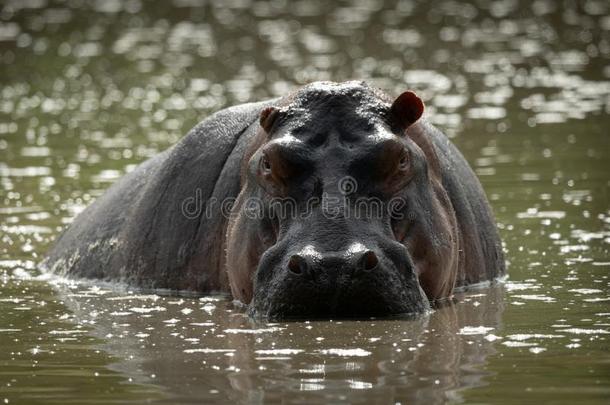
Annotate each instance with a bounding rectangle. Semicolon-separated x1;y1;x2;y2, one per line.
43;81;506;320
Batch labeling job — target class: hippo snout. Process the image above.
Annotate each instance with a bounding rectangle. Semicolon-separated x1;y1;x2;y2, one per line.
286;248;379;280
248;243;431;321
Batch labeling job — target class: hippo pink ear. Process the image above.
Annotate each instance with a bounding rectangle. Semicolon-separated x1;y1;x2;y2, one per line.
390;91;424;130
260;106;280;133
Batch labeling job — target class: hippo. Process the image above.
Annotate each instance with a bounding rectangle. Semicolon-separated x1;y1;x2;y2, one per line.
42;81;505;320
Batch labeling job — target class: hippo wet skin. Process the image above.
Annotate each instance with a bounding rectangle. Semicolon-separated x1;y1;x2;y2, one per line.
43;81;505;320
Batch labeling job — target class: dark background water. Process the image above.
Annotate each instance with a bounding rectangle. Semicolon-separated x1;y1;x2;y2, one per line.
1;0;609;403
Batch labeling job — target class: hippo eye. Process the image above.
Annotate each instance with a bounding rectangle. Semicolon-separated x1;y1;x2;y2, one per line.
261;155;272;173
398;153;409;170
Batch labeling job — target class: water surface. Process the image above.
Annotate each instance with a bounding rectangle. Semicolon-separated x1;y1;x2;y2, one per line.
1;0;609;403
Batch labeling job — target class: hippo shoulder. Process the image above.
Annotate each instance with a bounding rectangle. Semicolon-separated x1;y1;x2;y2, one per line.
408;120;505;286
43;99;276;291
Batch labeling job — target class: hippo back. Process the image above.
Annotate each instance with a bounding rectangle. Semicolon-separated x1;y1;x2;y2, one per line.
42;100;275;292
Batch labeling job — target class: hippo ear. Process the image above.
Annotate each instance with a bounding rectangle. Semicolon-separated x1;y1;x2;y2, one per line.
390;91;424;130
260;106;280;133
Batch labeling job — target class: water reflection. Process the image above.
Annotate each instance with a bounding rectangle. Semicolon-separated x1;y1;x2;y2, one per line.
55;281;506;404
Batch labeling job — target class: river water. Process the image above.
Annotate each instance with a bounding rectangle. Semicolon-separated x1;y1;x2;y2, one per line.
1;0;609;403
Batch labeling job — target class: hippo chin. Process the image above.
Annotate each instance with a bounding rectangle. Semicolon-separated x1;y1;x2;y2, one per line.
42;81;505;321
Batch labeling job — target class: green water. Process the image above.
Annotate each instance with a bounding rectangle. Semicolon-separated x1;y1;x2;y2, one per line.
1;0;609;403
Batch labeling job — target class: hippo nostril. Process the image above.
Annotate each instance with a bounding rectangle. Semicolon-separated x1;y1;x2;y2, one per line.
288;255;307;275
361;250;379;271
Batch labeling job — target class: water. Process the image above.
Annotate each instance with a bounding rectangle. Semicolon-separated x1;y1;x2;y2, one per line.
1;0;609;403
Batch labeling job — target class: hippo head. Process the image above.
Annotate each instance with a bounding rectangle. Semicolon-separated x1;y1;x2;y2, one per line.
226;81;455;320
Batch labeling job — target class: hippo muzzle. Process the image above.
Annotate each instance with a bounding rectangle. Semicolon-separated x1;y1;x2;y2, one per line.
248;233;431;320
